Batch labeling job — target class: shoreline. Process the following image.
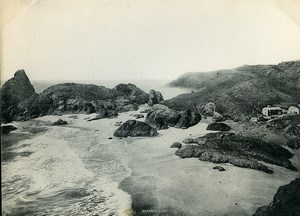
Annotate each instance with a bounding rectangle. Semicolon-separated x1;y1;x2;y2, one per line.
2;109;300;216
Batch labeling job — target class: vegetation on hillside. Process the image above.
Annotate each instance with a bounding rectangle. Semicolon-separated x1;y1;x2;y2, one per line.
164;61;300;120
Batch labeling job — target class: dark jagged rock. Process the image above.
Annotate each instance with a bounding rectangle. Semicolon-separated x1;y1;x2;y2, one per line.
30;83;120;117
145;104;181;129
88;110;118;121
254;178;300;216
113;83;149;104
114;120;158;137
287;138;300;150
1;125;18;135
52;119;67;125
1;70;37;122
175;132;296;173
206;122;231;131
213;166;225;171
265;116;300;148
267;115;300;131
145;104;201;129
170;142;182;149
175;107;202;129
148;89;164;106
113;97;139;112
133;114;144;119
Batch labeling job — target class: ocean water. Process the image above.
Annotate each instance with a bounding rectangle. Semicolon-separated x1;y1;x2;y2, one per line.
2;115;138;216
1;81;190;216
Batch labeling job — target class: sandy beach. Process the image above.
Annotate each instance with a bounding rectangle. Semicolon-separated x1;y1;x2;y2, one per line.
2;105;300;216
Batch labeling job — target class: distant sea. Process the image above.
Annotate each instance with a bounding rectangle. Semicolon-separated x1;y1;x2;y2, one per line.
31;80;192;100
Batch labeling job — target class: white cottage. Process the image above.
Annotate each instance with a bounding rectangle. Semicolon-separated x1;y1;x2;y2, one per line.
262;106;283;117
288;106;300;115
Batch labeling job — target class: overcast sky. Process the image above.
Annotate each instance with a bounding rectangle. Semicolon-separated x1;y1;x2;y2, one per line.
2;0;300;81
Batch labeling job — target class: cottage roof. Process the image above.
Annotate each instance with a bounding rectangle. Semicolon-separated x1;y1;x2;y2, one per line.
263;107;282;110
289;106;299;110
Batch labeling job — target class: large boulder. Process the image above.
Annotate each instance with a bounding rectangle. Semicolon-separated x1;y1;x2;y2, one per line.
145;104;201;129
254;178;300;216
114;120;158;137
175;132;296;173
52;119;68;126
170;142;182;149
175;107;201;129
148;89;164;106
213;166;225;171
1;70;37;122
133;114;144;119
145;104;181;129
206;122;231;131
1;125;18;135
113;83;149;104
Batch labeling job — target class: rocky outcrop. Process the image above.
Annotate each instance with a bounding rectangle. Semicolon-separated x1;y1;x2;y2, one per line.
287;138;300;150
254;178;300;216
113;83;149;104
170;142;182;149
148;89;164;106
264;115;300;149
145;104;181;129
176;132;296;173
87;110;118;121
32;83;149;118
1;71;156;122
267;116;300;130
202;102;216;116
285;125;300;138
206;122;231;131
1;125;17;135
114;120;158;137
212;112;226;122
175;106;202;129
52;119;67;125
213;166;225;171
133;114;144;119
145;104;201;129
1;70;37;122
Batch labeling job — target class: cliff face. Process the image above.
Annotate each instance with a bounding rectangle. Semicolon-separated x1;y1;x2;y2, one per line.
1;70;154;122
1;70;37;122
164;61;300;120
